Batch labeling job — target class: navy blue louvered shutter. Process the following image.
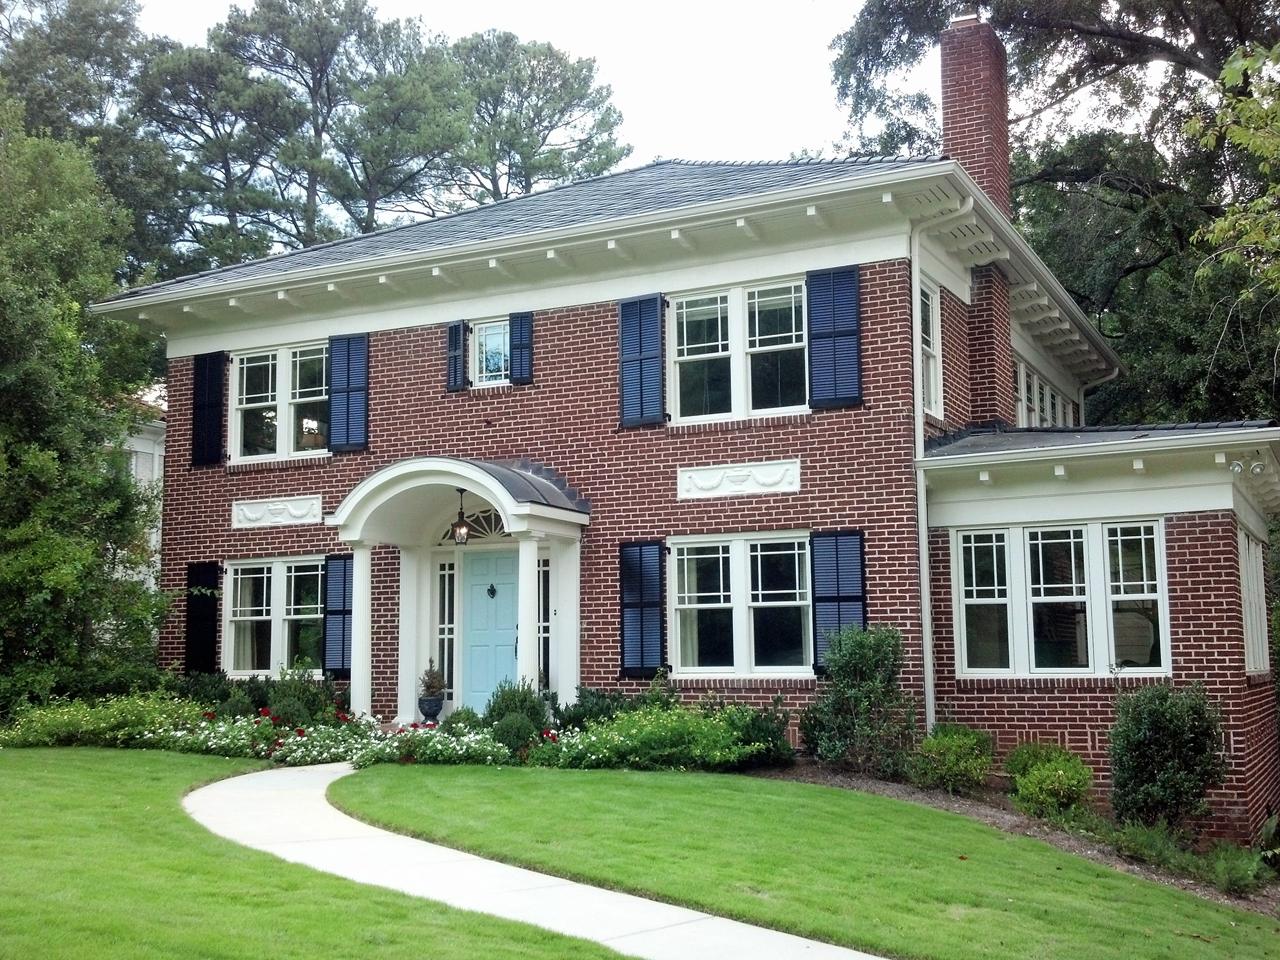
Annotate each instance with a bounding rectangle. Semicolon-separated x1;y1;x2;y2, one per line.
618;294;664;426
323;554;354;678
446;321;468;391
509;311;533;385
807;267;862;408
620;541;664;677
184;561;220;674
191;352;227;466
810;531;867;672
328;334;369;452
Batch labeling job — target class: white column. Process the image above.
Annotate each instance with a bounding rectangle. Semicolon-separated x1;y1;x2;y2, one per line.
396;547;423;724
350;543;374;718
516;534;541;687
551;537;581;701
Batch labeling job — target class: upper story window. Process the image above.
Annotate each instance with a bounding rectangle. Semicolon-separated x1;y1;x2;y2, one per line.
920;280;942;418
670;281;807;423
226;558;324;676
671;532;812;675
473;318;511;386
955;520;1168;678
232;344;329;461
1016;359;1076;428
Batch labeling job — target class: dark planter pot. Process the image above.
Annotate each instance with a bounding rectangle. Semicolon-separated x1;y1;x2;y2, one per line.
418;695;445;723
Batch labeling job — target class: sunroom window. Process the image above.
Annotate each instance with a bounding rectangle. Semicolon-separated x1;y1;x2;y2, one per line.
1107;524;1162;668
959;531;1010;669
670;281;807;422
1028;528;1090;669
232;344;329;460
672;533;812;674
227;559;324;674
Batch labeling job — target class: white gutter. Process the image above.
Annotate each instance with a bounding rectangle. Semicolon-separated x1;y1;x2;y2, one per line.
1078;365;1121;426
909;197;972;731
918;426;1280;470
92;162;957;316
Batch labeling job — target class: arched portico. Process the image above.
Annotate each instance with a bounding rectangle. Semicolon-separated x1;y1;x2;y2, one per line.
326;457;589;720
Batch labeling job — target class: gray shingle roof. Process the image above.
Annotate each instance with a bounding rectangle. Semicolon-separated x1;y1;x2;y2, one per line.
103;156;943;304
925;421;1279;458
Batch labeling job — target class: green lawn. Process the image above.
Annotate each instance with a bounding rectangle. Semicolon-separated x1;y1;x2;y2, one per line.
0;749;625;960
331;765;1280;960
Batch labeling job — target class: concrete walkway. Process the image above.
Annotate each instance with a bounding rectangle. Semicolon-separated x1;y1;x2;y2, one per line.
184;763;882;960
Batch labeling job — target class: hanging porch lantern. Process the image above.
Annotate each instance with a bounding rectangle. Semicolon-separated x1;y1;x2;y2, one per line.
450;488;470;545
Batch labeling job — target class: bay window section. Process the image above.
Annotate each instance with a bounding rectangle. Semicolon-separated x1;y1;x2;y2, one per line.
959;531;1010;669
953;520;1169;678
747;284;807;412
232;343;329;461
1107;524;1162;668
227;558;325;675
672;533;812;675
674;294;732;418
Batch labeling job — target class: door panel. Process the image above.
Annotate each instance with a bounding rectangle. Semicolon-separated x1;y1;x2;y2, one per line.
461;551;518;712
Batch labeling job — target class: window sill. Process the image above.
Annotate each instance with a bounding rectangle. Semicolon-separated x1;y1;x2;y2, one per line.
227;452;333;474
667;412;813;435
670;674;817;690
953;673;1170;689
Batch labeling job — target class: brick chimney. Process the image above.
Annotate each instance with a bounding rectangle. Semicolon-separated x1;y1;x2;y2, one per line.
940;14;1010;216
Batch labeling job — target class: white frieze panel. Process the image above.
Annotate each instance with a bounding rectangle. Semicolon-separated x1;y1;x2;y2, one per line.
677;459;801;500
231;495;323;529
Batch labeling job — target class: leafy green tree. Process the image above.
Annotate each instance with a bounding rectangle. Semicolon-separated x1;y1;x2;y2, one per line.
830;1;1280;424
0;98;164;716
326;19;470;233
134;41;303;266
215;0;374;247
442;30;630;206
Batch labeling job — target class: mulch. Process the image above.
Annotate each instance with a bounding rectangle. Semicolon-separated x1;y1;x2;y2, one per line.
752;760;1280;919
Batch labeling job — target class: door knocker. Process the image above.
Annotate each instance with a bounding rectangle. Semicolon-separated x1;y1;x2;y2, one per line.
487;583;497;599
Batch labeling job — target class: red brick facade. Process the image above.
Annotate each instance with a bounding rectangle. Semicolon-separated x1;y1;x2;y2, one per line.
930;513;1280;840
160;260;925;723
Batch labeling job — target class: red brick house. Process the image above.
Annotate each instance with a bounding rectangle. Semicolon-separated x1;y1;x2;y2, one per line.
93;15;1278;839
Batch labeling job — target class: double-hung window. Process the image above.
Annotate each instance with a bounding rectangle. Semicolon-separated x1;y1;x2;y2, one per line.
232;344;329;461
1240;531;1271;673
226;559;324;675
472;318;511;386
1015;358;1077;428
672;533;812;674
955;520;1168;677
671;281;807;422
920;281;942;418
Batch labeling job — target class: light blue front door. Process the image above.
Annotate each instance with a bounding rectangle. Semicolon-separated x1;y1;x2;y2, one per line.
461;551;518;712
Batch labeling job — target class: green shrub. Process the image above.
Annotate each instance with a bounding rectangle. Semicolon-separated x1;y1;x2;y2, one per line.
906;728;992;795
351;728;511;768
703;696;794;767
798;625;916;778
491;712;539;754
0;693;206;748
1112;821;1274;895
1005;741;1072;781
165;667;348;726
440;706;482;735
932;721;994;759
1109;684;1226;827
529;705;765;771
1255;812;1280;869
1206;843;1274;895
1013;754;1093;817
482;679;547;728
552;686;635;730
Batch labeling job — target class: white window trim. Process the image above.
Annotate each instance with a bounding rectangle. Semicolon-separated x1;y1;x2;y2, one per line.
666;278;809;425
471;318;511;388
920;276;943;420
221;556;326;678
951;518;1172;679
1015;357;1076;429
667;529;814;678
228;342;332;465
1241;531;1271;674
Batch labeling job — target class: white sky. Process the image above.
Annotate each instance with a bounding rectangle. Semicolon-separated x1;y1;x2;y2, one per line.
136;0;942;166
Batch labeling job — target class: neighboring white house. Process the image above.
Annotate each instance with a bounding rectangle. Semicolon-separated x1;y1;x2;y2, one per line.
123;408;165;584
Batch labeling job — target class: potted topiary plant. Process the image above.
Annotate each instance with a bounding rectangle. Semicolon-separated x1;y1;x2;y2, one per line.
418;660;446;722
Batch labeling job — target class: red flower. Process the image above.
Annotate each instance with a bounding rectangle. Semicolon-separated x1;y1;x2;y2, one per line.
259;707;271;717
549;733;558;743
336;712;348;722
253;718;262;726
202;711;216;720
425;721;437;729
270;715;281;724
410;722;420;729
295;728;306;737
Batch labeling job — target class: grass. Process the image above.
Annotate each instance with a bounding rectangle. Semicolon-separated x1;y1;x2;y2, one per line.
0;749;625;960
331;765;1280;960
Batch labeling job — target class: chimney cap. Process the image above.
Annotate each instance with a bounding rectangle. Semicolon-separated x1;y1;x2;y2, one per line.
948;6;981;26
